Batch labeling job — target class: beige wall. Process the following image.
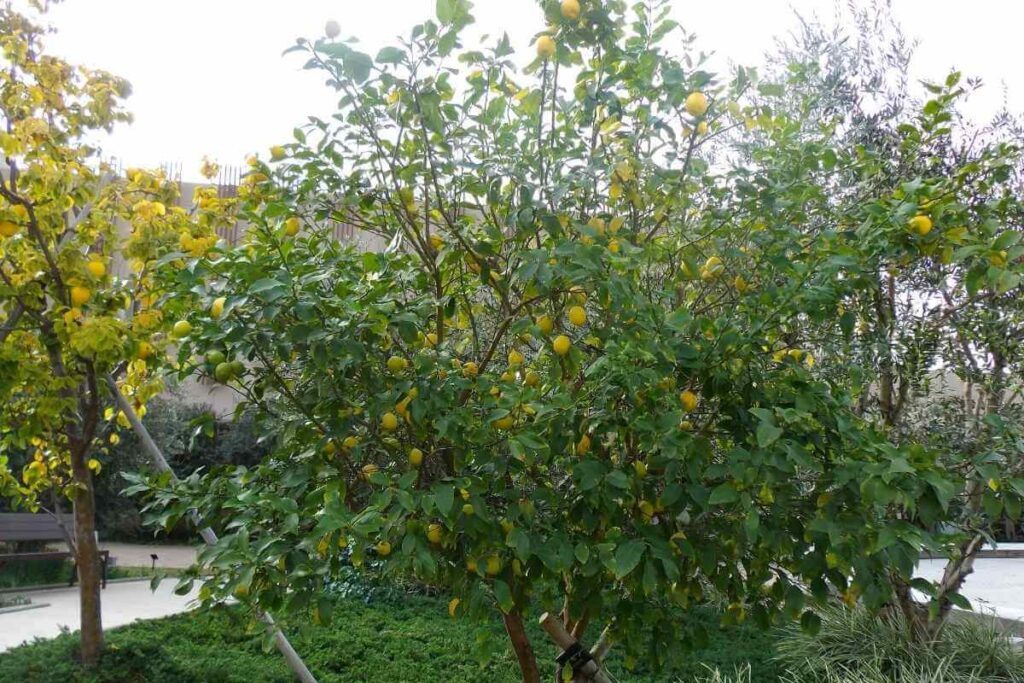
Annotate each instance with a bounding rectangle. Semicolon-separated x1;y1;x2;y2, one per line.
157;179;384;415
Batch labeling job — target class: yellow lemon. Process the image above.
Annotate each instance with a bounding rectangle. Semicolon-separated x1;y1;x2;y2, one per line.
424;332;439;347
171;320;192;338
568;306;586;326
137;341;154;359
270;145;286;161
343;435;360;450
284;216;301;237
86;260;106;278
462;361;479;378
427;524;443;544
375;541;392;556
462;503;475;516
387;356;408;374
429;234;444;251
524;370;540;387
381;412;399;431
553;335;572;356
485;555;502;576
210;297;226;319
493;415;515;430
908;215;932;236
70;286;92;307
701;255;724;280
560;0;580;20
0;220;18;238
409;448;423;467
536;315;554;335
685;92;709;116
679;390;699;413
536;35;556;60
508;349;524;367
696;121;709;136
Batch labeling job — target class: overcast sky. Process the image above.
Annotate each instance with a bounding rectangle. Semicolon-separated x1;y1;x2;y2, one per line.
28;0;1024;180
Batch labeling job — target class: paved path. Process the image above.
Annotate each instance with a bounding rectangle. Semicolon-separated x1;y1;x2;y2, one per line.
916;548;1024;623
0;579;200;652
99;542;198;569
48;542;199;569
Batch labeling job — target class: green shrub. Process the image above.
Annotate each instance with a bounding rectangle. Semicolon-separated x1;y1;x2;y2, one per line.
0;557;70;589
94;395;268;542
0;596;784;682
775;606;1024;683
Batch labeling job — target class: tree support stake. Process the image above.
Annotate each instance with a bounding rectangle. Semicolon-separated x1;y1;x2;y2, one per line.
539;612;614;683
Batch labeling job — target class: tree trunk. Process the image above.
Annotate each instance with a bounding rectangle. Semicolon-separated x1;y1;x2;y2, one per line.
71;454;104;667
504;611;542;683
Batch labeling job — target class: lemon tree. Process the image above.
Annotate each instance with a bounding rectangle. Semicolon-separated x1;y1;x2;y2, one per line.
133;1;1018;680
0;5;232;666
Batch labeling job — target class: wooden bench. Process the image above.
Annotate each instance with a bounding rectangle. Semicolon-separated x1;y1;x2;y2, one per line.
0;513;109;588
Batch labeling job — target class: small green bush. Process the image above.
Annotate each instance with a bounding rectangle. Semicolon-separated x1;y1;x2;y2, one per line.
0;557;70;589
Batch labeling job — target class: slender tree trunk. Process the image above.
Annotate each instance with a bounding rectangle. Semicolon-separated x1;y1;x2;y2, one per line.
504;611;542;683
70;451;103;667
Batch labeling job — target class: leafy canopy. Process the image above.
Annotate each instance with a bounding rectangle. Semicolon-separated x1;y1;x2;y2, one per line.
133;0;1023;676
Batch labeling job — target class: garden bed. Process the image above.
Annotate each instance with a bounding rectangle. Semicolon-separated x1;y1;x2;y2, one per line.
0;596;781;682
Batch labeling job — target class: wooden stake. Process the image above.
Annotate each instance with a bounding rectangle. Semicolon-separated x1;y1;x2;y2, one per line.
539;612;614;683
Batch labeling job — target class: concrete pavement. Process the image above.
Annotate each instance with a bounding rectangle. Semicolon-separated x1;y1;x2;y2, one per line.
916;552;1024;623
0;578;200;652
96;542;198;569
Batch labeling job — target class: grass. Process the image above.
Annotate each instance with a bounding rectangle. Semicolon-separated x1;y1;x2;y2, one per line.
0;594;784;682
775;606;1024;683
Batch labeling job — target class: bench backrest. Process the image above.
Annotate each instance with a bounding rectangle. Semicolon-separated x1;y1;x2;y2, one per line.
0;513;74;543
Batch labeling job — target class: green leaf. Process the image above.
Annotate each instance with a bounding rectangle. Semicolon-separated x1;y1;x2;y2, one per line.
613;539;646;578
436;0;455;22
434;484;455;517
343;51;373;84
508;528;531;562
708;483;739;506
574;543;590;564
249;278;284;294
800;610;822;636
376;47;405;65
756;421;783;448
493;579;514;613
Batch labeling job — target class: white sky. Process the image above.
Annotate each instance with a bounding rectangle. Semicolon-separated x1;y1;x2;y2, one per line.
26;0;1024;181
